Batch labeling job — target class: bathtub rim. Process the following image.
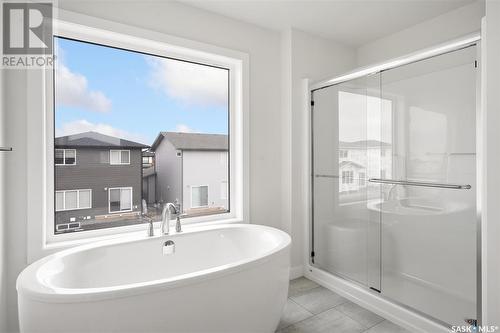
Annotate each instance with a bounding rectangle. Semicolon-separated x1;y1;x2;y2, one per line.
17;223;291;303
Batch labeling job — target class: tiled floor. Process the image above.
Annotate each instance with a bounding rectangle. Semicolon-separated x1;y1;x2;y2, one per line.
277;277;412;333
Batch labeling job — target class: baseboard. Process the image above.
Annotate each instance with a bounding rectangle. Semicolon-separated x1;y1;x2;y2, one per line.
289;265;304;280
305;265;450;333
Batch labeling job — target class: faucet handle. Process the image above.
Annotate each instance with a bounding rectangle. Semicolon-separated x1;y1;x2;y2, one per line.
175;213;187;233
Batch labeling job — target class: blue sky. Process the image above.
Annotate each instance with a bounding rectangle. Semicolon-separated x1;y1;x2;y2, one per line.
54;37;229;145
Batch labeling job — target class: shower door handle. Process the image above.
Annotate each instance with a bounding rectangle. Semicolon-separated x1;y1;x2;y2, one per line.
368;178;471;190
0;147;12;151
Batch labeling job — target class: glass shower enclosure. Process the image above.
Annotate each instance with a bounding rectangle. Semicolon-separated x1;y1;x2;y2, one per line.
310;44;478;326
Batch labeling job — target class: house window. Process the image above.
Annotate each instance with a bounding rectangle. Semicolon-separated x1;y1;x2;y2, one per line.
55;149;76;165
55;189;92;211
108;187;133;213
110;150;130;165
191;186;209;208
342;171;354;184
339;150;348;158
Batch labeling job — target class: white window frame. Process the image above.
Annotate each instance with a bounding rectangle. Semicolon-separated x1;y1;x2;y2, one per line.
110;149;130;165
55;148;76;165
28;11;249;261
190;185;209;208
108;187;133;213
55;189;92;211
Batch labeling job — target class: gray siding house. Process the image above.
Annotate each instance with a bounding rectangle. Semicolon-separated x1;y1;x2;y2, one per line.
151;132;228;216
142;151;156;204
55;131;148;232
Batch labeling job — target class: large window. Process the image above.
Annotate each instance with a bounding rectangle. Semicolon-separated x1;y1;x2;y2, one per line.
53;35;230;234
108;187;133;213
56;189;92;211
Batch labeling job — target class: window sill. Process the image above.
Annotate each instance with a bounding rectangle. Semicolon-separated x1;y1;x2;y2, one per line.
42;217;246;258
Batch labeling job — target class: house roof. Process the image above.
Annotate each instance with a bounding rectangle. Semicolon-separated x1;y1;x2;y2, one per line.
339;140;391;149
55;131;149;148
339;161;365;169
151;132;228;151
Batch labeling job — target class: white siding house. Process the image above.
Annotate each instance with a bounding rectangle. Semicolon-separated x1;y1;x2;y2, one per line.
338;140;392;193
150;132;228;215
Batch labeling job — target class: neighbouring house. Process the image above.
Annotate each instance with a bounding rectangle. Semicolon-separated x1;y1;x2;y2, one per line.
142;150;156;204
142;150;155;169
339;161;366;193
54;131;149;232
338;140;392;193
142;164;156;205
151;132;228;216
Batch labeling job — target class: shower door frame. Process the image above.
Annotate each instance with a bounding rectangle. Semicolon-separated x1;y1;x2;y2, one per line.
307;32;482;329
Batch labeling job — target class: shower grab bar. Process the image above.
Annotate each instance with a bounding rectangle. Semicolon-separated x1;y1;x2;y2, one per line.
368;178;471;190
0;147;12;151
314;174;339;178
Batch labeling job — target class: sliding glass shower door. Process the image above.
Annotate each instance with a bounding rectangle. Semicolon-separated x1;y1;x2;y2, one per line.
311;45;478;326
312;73;385;291
378;45;477;326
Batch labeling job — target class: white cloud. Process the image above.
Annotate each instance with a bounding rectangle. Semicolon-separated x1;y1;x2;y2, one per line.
56;63;112;113
56;119;147;144
175;124;195;133
147;57;228;107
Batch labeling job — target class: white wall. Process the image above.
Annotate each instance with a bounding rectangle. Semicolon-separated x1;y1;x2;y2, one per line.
3;1;284;331
357;0;485;66
483;0;500;326
283;29;357;273
0;3;7;329
183;151;228;210
4;68;29;333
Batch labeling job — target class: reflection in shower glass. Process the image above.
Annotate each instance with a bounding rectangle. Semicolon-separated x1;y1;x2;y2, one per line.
338;91;392;204
312;74;385;290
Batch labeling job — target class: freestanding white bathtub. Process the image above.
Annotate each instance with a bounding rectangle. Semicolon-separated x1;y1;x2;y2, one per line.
17;224;291;333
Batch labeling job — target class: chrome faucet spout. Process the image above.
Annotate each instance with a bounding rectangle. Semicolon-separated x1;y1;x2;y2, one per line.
161;202;178;235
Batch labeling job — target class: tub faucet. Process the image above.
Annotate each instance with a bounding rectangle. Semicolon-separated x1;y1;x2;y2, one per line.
161;202;179;235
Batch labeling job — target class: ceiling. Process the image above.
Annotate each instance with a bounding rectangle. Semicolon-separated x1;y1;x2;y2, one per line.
179;0;475;46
